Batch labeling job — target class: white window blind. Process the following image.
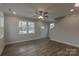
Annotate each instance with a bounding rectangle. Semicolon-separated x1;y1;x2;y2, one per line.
19;20;27;34
28;22;35;33
19;20;35;34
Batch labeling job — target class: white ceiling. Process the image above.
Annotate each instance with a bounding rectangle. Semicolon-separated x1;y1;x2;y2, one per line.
0;3;76;21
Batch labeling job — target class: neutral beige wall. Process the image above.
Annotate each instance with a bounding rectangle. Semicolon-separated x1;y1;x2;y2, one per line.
49;14;79;47
5;15;48;44
57;14;79;35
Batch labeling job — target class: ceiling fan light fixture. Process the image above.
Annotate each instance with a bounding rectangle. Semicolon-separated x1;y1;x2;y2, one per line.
13;11;16;14
38;16;43;19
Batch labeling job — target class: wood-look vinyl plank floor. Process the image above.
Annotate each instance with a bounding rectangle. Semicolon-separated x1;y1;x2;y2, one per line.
2;39;79;56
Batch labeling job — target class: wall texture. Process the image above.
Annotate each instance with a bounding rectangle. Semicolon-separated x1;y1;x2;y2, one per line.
0;11;5;55
49;14;79;47
0;38;5;55
5;15;48;44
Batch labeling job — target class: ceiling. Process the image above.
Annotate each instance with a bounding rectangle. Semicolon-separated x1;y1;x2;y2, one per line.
0;3;76;21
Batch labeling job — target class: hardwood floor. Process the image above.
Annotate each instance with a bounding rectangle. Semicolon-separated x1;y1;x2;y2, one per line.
2;39;79;56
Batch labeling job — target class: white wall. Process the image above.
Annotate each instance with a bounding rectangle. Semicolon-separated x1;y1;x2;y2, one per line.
49;14;79;47
0;11;5;55
5;15;48;44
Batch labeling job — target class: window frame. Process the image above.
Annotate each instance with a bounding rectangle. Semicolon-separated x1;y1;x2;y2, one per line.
18;20;27;34
18;20;35;34
27;21;35;34
50;23;55;29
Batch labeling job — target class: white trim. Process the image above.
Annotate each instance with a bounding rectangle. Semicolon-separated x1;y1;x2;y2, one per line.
50;39;79;48
6;37;46;45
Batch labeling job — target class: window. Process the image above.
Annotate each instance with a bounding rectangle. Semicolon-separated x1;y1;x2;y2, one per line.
50;23;55;29
41;26;45;29
19;20;27;34
28;22;35;33
19;20;35;34
0;16;4;38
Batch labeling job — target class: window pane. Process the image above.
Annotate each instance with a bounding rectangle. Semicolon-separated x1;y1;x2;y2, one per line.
50;23;55;29
0;16;4;38
19;20;27;34
41;26;45;29
28;22;35;33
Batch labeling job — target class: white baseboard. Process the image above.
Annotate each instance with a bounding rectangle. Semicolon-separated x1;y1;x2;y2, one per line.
6;37;46;45
50;39;79;48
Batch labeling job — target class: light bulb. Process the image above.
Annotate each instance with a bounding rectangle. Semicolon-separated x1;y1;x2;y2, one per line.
13;11;16;14
38;16;43;19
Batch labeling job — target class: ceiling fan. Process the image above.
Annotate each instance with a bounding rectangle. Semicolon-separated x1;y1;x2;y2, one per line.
33;9;48;20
